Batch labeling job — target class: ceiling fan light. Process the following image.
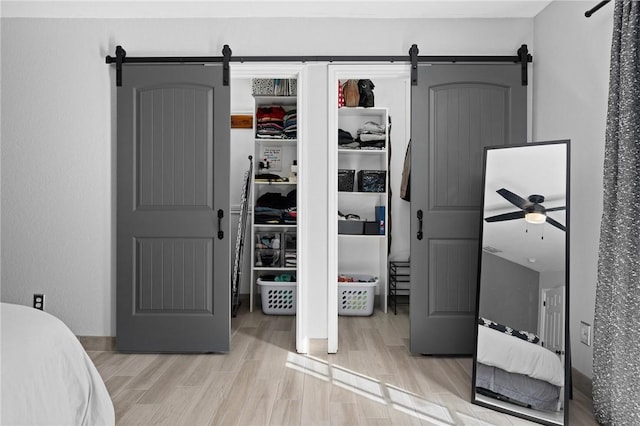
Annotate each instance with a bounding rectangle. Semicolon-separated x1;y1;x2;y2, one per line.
525;212;546;224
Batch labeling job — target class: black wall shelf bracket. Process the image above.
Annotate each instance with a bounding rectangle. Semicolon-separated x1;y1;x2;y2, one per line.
409;44;419;86
222;45;232;86
105;43;533;87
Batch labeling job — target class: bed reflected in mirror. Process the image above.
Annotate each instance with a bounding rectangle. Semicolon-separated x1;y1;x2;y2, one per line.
472;140;570;426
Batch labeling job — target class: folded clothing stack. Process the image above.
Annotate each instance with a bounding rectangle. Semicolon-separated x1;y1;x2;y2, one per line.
282;208;297;224
255;190;297;224
357;121;386;148
283;110;297;139
256;106;286;139
338;129;355;145
285;251;297;267
337;121;386;150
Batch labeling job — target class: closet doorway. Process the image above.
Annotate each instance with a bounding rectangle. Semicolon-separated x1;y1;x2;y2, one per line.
327;65;412;353
230;64;309;354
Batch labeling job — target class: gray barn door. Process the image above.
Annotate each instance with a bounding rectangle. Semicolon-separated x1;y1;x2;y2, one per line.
410;64;526;355
117;64;230;352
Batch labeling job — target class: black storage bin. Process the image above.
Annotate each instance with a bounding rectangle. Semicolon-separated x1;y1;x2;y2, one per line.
338;169;355;192
357;170;386;192
364;221;381;235
338;220;364;235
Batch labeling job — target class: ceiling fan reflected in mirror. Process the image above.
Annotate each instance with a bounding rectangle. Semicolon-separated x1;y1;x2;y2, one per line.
485;188;566;231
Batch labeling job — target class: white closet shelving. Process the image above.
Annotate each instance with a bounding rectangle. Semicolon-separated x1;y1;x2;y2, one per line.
250;95;299;312
337;106;389;312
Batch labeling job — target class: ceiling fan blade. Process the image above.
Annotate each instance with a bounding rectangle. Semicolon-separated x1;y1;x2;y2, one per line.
496;188;529;210
545;206;566;212
546;216;566;231
484;211;525;222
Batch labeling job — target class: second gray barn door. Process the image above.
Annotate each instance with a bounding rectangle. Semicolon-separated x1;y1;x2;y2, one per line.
117;64;230;352
410;64;526;355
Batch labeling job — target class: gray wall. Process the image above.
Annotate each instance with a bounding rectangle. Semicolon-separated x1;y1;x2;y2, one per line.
479;251;540;333
0;2;608;379
0;16;533;336
533;0;613;378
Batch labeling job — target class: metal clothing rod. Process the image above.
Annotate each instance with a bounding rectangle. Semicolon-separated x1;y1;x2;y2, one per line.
105;44;532;86
585;0;611;17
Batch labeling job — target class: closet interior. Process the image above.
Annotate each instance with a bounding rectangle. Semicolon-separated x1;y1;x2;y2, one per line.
230;77;299;315
230;71;412;343
336;100;390;314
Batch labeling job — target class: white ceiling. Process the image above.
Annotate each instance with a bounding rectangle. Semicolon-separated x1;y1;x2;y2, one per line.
482;142;568;273
1;0;553;19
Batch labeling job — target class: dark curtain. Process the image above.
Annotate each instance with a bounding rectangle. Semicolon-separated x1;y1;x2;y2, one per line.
594;1;640;424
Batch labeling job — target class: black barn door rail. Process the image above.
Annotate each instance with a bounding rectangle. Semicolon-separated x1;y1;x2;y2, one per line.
585;0;611;17
105;44;532;87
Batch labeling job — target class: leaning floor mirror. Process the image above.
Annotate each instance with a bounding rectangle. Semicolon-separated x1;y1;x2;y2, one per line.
472;140;570;425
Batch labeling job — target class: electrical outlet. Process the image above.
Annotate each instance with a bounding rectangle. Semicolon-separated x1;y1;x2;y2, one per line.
33;294;45;311
580;321;592;346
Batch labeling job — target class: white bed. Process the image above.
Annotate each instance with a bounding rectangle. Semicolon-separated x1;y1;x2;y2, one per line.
477;325;564;387
1;302;115;426
476;324;565;411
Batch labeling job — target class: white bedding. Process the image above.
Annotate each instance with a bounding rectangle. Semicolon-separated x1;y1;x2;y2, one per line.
1;303;115;426
477;325;565;387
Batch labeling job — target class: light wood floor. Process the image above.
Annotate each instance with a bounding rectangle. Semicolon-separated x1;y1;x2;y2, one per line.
89;303;599;425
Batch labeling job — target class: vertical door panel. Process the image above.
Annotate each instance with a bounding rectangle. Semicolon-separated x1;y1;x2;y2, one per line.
117;65;230;352
135;238;212;313
410;64;526;355
431;84;509;210
543;287;565;354
137;86;213;209
429;239;477;315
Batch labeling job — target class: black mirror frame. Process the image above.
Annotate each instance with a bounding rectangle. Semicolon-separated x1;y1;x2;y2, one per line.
471;140;571;426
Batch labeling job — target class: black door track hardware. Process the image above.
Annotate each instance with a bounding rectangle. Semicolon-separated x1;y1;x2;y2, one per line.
106;44;533;87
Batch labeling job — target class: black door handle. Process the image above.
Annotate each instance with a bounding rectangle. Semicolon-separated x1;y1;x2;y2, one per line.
417;209;423;240
217;209;224;240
